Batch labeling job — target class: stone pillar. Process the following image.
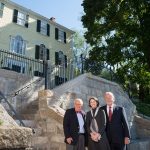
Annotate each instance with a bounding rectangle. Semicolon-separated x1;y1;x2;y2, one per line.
32;90;65;150
38;90;53;119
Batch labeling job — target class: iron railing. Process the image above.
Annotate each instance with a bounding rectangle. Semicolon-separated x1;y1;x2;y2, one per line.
0;49;83;89
0;49;44;77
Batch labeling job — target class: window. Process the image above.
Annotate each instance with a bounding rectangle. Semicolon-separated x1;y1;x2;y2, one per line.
55;28;66;43
10;35;27;55
0;2;4;17
55;51;67;67
35;44;50;60
17;11;27;26
40;21;47;35
13;9;29;28
58;51;64;65
37;20;50;36
58;30;64;42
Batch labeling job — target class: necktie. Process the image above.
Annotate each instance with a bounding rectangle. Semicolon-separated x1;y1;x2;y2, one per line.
109;107;112;122
76;111;82;114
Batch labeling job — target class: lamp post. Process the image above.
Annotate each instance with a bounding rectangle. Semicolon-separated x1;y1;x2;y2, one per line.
40;44;48;90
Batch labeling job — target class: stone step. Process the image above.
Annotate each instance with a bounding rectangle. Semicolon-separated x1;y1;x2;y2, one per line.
20;108;38;114
128;138;150;150
31;136;65;150
20;114;36;120
19;100;39;115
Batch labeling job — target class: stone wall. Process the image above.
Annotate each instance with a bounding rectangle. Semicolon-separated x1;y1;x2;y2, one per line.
134;115;150;138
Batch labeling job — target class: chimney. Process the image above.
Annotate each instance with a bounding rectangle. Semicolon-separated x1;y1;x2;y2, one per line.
50;17;56;22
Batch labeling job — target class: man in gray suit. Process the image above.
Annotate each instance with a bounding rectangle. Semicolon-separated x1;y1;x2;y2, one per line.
101;92;130;150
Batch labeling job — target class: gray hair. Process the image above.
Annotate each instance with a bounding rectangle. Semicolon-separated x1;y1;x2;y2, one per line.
104;92;115;101
74;98;83;105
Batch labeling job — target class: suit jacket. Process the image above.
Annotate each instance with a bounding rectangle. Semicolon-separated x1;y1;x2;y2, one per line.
63;108;86;145
101;105;130;145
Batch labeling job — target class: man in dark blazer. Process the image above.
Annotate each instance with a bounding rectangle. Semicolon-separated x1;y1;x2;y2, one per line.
63;98;86;150
101;92;130;150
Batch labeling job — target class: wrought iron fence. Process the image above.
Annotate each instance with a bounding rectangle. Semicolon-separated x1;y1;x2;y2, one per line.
48;61;82;89
0;49;44;77
0;49;83;89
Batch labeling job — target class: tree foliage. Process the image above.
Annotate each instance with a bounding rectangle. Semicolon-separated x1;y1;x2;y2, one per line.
72;30;92;72
81;0;150;101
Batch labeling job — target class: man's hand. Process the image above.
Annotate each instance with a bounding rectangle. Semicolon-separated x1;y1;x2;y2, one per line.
124;137;130;144
66;137;73;144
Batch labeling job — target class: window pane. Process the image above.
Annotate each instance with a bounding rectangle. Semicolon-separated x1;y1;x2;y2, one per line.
0;3;4;17
17;11;27;26
10;36;26;55
40;21;47;35
58;30;64;42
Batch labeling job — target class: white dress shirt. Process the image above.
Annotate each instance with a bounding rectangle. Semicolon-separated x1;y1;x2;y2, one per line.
76;112;85;133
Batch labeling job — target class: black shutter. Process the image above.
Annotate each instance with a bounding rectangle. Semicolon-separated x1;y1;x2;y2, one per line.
13;9;18;23
64;32;66;43
25;14;29;28
37;20;41;32
35;45;40;59
64;55;67;68
55;28;58;40
47;24;50;36
47;49;50;60
55;52;59;65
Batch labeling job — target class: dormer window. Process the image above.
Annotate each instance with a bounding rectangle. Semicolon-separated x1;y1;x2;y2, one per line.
13;9;29;28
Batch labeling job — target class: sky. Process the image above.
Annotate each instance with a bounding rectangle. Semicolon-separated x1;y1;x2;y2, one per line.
11;0;84;31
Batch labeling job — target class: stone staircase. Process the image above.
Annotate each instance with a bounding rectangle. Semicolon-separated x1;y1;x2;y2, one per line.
19;100;39;120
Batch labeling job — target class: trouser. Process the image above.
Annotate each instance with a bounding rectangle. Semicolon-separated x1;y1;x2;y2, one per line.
66;135;85;150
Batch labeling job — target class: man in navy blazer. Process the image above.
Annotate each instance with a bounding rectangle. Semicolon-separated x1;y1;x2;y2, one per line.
101;92;130;150
63;98;86;150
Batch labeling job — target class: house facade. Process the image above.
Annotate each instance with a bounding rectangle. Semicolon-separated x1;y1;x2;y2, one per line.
0;0;75;74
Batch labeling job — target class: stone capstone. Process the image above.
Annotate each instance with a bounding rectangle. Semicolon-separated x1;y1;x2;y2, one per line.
0;104;32;149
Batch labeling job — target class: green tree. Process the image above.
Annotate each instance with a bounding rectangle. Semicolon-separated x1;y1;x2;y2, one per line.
72;30;92;72
81;0;150;101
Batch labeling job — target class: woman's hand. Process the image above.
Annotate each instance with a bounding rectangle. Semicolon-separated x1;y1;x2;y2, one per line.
90;132;101;142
